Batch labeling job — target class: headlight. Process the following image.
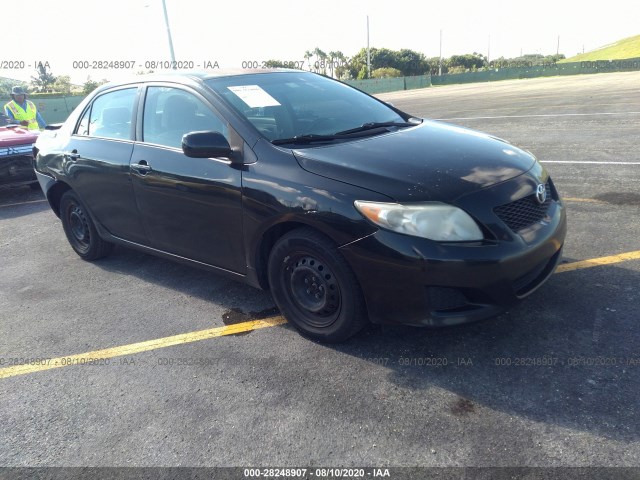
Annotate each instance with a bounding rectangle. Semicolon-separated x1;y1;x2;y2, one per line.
354;201;483;241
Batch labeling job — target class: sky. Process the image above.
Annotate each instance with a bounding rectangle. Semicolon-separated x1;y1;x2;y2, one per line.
4;0;640;86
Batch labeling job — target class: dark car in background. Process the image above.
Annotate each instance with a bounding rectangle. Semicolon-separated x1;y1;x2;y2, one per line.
0;113;40;189
33;70;566;342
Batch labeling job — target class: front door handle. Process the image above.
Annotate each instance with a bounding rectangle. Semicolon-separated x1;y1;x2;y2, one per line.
131;160;152;175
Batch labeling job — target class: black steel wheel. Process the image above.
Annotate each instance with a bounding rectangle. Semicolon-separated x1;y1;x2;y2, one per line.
268;228;368;342
60;190;113;261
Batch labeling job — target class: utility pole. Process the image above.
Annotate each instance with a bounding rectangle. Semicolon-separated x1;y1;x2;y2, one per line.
161;0;176;67
439;29;442;76
557;35;560;56
487;34;490;64
366;15;371;79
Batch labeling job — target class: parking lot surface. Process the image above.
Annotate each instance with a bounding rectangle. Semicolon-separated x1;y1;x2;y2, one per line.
1;72;639;473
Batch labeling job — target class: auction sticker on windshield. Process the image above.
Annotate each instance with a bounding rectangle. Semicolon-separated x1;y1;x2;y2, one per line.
227;85;281;108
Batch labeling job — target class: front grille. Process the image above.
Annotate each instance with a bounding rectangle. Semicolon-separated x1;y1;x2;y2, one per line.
0;144;34;157
0;154;35;177
494;181;552;232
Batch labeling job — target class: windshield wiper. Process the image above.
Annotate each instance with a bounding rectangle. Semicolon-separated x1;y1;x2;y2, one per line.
272;134;342;145
272;119;423;145
334;120;420;136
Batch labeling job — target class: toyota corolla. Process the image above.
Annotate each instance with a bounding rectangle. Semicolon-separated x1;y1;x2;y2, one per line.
34;70;566;342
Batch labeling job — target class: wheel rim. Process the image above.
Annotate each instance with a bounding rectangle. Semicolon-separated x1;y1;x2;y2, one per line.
284;254;341;328
67;203;90;251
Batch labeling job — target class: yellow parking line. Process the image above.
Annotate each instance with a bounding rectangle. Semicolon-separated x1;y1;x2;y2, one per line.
2;250;640;380
556;250;640;273
563;197;606;204
0;317;286;380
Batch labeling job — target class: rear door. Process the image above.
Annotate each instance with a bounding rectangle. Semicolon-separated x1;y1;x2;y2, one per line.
64;86;148;244
129;84;245;273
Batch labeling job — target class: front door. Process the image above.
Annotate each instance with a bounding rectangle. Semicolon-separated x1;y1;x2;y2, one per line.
130;85;245;273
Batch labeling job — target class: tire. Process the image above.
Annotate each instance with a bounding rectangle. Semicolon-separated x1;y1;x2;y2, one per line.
267;228;368;342
59;190;113;261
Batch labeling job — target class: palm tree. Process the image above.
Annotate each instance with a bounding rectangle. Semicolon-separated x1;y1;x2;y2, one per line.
328;51;339;78
314;48;327;75
304;50;314;71
30;63;56;93
333;51;349;79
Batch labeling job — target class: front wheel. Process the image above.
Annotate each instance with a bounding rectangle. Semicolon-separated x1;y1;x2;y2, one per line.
60;190;113;261
267;228;368;342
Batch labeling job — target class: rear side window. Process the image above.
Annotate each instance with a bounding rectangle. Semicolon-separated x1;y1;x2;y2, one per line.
75;88;137;140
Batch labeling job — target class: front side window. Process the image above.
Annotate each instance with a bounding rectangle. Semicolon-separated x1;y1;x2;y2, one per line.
76;88;137;140
142;86;228;149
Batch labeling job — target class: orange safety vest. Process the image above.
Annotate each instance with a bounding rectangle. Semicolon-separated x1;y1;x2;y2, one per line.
5;100;39;130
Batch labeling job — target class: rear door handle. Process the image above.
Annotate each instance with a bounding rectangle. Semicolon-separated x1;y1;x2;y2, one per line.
64;150;80;160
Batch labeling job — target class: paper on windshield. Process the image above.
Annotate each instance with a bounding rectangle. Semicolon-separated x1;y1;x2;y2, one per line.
227;85;281;108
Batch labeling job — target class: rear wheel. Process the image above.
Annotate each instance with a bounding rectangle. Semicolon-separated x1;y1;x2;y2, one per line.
267;228;368;342
60;190;113;260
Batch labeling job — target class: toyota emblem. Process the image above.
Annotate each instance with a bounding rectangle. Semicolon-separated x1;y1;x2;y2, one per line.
535;183;547;204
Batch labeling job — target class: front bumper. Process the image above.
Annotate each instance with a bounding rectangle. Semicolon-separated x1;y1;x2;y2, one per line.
339;178;567;327
0;152;37;187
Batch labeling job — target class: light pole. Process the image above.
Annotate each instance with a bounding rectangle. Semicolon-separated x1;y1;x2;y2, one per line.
161;0;176;67
366;15;371;79
439;29;442;76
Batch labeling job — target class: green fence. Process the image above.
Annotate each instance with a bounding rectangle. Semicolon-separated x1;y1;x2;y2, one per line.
1;94;86;125
345;74;431;94
432;58;640;86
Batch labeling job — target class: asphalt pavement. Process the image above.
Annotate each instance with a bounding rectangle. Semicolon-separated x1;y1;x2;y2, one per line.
1;71;639;477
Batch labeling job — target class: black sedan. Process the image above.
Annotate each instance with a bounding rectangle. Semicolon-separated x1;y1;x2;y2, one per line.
34;70;566;342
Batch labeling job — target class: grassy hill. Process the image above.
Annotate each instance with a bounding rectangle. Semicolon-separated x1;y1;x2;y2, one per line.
560;34;640;62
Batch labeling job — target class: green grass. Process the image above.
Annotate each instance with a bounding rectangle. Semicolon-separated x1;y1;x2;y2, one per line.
560;34;640;62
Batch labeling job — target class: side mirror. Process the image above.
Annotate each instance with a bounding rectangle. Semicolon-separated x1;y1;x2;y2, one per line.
182;131;233;159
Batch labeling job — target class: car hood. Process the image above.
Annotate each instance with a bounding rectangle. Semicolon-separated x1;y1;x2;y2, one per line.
0;126;39;147
292;120;536;203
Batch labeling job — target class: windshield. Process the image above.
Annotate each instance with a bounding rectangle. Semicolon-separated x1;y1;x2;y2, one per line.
205;72;407;144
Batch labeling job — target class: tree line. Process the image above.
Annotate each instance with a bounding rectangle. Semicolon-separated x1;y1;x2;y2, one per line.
1;49;567;97
266;48;566;79
0;63;108;97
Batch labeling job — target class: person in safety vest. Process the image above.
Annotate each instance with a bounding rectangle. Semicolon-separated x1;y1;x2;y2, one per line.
4;86;47;130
